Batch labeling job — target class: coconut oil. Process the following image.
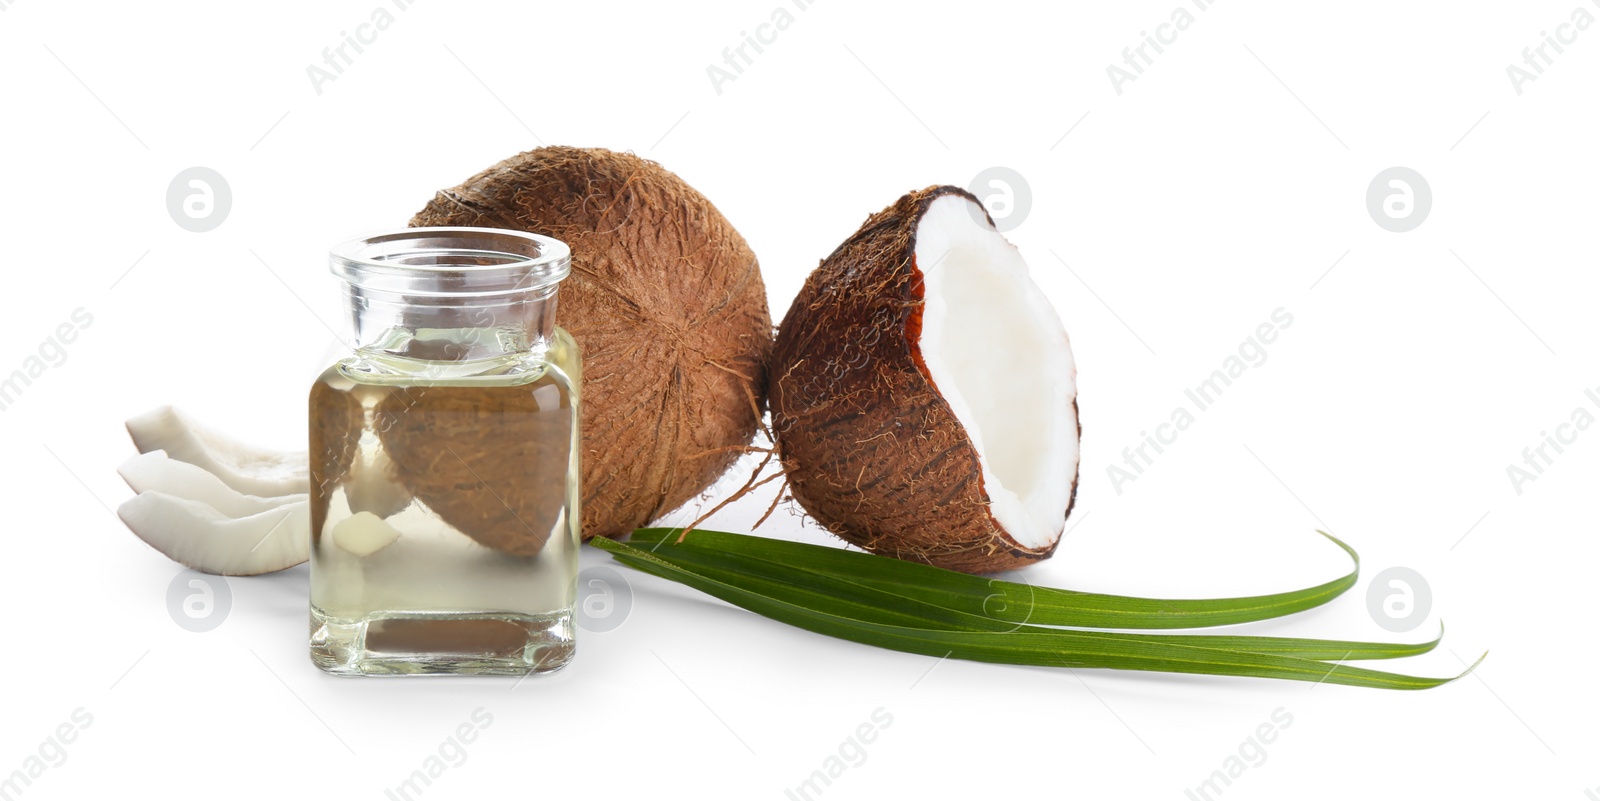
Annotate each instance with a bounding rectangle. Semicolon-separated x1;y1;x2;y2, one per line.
309;228;580;676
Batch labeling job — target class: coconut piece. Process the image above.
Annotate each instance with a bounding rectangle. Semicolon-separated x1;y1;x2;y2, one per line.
770;186;1079;574
374;381;572;557
118;492;309;576
344;449;413;519
331;511;401;557
411;146;773;540
306;382;412;519
309;381;360;505
126;406;308;499
118;450;306;517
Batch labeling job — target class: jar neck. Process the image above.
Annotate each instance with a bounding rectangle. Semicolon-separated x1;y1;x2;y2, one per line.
345;284;559;363
329;227;572;368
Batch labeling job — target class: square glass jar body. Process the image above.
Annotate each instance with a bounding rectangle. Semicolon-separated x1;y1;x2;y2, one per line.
309;228;581;676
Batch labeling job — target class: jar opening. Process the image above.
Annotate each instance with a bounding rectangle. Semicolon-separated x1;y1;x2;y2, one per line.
330;227;571;298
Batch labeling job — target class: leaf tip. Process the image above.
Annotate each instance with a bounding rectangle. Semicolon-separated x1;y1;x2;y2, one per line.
1314;529;1359;571
1435;650;1489;688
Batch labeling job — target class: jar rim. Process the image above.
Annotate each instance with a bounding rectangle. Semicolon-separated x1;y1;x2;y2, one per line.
330;227;571;298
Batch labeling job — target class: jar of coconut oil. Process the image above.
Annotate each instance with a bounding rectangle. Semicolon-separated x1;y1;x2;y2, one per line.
309;227;581;676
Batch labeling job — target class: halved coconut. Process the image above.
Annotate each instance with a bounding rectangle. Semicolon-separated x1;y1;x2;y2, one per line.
117;492;309;576
770;186;1078;573
126;406;308;498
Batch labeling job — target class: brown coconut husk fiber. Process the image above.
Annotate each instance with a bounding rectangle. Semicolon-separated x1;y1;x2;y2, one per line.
308;382;361;546
411;146;773;540
376;383;572;557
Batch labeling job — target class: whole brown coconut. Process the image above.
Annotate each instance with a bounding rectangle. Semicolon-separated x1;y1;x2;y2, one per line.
771;186;1080;574
412;147;772;540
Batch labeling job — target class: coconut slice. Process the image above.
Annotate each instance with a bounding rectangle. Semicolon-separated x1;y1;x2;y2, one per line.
330;511;402;557
118;492;309;576
344;450;412;519
770;186;1079;573
118;450;306;517
125;406;308;498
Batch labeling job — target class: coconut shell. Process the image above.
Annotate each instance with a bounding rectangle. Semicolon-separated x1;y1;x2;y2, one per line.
411;147;772;540
375;382;571;557
309;381;362;546
770;186;1077;574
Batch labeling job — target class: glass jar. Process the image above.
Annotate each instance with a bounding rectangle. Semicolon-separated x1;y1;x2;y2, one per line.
308;227;581;676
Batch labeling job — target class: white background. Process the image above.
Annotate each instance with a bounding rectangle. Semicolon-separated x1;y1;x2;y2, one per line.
2;1;1595;798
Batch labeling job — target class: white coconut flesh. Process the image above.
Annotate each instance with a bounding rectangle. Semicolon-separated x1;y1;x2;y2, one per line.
125;405;308;498
912;194;1079;551
119;407;313;575
119;450;306;517
117;491;309;576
